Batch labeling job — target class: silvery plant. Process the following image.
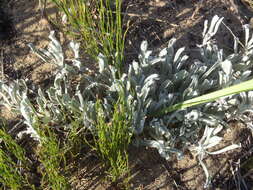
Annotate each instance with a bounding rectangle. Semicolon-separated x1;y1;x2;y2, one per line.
1;15;253;187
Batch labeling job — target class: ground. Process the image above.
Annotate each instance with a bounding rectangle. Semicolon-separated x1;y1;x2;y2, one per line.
0;0;253;189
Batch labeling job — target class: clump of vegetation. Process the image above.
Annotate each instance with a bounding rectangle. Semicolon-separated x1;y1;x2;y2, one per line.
1;15;253;188
0;120;35;190
92;93;132;183
36;125;70;190
49;0;126;73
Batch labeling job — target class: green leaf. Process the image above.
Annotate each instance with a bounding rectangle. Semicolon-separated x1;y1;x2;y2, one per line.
153;78;253;117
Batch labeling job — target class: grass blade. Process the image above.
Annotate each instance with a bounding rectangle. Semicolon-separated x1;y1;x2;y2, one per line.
153;78;253;117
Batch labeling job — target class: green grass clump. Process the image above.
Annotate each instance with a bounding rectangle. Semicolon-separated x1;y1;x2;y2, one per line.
50;0;126;74
91;95;132;184
36;126;70;190
0;121;34;190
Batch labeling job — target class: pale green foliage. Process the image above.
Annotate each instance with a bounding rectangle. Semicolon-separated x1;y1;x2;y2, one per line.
1;15;253;187
0;79;40;142
189;125;240;187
